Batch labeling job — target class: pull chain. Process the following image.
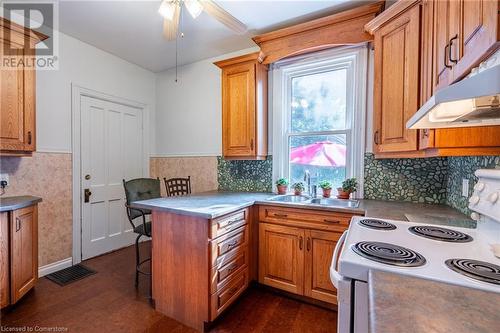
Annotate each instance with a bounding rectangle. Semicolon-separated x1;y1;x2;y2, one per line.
175;3;185;83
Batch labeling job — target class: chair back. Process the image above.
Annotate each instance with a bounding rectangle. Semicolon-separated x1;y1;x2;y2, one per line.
164;176;191;197
123;178;161;220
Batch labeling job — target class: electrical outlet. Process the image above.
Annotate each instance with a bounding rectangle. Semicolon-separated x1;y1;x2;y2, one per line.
462;178;469;197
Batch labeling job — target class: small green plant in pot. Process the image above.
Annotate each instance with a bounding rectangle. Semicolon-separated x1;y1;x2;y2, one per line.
292;182;305;195
337;177;358;199
318;180;333;198
275;178;289;195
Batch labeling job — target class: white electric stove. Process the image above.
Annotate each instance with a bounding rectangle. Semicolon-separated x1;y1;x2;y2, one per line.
330;169;500;333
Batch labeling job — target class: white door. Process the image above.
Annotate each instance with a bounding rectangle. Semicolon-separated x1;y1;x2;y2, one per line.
81;96;144;260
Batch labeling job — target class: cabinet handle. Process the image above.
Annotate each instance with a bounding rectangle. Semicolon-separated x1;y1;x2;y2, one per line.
324;219;341;224
27;131;32;145
299;236;303;250
226;239;239;250
273;213;288;218
422;129;430;138
15;218;21;232
374;130;379;145
306;237;311;252
449;35;458;64
444;43;452;69
250;138;254;151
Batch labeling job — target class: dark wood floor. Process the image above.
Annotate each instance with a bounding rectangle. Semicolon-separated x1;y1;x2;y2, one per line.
1;242;337;332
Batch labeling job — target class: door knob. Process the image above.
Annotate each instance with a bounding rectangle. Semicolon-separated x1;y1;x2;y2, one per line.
84;188;92;203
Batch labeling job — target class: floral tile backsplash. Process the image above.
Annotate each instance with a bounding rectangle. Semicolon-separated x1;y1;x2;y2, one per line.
217;156;273;192
446;155;500;215
364;153;448;204
216;153;500;215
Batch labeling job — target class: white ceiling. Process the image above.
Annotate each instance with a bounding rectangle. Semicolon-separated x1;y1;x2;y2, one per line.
58;0;371;72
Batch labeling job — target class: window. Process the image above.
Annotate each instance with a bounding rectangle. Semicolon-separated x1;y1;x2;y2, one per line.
272;46;368;197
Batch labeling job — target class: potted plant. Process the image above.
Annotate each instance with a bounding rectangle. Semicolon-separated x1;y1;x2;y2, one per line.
275;178;289;195
337;177;358;199
292;182;305;195
318;180;333;198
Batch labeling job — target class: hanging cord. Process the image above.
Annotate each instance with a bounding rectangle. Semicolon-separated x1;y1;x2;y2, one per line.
175;1;185;83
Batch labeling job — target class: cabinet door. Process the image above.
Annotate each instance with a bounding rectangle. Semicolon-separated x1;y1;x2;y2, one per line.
10;205;38;303
0;42;26;151
304;229;340;304
452;0;499;81
0;39;36;152
432;0;456;91
373;4;420;153
258;223;304;294
0;212;9;308
222;62;256;157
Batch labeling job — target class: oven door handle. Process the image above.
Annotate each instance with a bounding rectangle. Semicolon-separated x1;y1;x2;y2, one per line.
330;230;348;288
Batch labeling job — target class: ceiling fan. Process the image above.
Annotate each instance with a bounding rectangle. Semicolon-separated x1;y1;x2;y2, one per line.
158;0;248;40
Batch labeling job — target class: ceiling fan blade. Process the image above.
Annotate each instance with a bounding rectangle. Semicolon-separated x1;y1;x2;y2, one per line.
163;4;180;40
201;0;247;34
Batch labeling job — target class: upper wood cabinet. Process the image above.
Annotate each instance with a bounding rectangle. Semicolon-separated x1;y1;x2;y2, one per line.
372;4;421;154
1;204;39;308
366;0;500;158
0;19;46;156
215;52;268;160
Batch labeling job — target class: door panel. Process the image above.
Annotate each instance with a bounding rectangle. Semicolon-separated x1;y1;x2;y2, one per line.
453;0;498;81
259;223;304;294
373;4;420;153
10;206;37;303
222;62;256;157
1;212;10;308
0;44;25;151
433;0;453;91
81;96;143;260
304;229;340;304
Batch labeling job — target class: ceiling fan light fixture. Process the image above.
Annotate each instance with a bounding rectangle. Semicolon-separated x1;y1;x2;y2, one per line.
185;0;203;19
159;0;176;21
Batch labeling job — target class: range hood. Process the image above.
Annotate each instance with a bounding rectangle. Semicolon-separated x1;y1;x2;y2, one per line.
407;65;500;129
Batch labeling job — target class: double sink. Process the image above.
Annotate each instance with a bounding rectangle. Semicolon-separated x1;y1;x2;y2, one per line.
266;194;360;208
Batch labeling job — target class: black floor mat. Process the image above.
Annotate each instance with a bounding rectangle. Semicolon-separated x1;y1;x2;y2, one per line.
46;264;96;286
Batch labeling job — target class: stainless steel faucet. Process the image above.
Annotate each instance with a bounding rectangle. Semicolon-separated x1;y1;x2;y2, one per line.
304;170;317;197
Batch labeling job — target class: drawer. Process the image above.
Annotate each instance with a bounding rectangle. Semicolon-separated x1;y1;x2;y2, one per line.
211;248;248;293
259;205;360;231
210;225;248;266
209;208;248;239
210;268;248;321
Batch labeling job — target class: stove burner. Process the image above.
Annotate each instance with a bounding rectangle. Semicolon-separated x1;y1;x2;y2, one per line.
358;219;396;230
409;226;473;243
352;241;426;267
445;259;500;285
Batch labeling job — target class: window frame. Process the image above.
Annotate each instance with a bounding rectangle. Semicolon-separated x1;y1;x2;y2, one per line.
271;46;368;198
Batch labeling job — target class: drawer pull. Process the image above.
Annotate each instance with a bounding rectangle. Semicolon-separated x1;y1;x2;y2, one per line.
273;213;288;218
226;263;238;274
324;219;340;224
228;286;239;296
226;240;239;249
223;219;242;229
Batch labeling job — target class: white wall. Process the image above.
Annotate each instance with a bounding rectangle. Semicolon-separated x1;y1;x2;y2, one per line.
154;47;259;157
36;32;156;153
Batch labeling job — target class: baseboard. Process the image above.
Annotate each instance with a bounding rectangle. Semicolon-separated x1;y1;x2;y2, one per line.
38;257;73;277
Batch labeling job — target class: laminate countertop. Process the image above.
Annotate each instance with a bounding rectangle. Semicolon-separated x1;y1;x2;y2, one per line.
131;191;473;226
368;270;500;333
0;195;42;212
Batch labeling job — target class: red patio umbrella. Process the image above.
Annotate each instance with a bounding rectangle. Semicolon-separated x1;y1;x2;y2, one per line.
290;141;346;167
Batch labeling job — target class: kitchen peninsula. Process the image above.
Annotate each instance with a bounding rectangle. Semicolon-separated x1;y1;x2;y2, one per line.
131;191;471;331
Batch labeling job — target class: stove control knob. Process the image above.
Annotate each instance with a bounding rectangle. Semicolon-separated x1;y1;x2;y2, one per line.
487;192;499;204
469;195;480;205
470;212;480;221
474;182;485;192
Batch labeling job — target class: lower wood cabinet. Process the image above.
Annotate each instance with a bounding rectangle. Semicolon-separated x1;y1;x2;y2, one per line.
258;205;362;304
0;204;38;308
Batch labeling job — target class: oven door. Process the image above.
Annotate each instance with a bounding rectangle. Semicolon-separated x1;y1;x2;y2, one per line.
330;231;369;333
